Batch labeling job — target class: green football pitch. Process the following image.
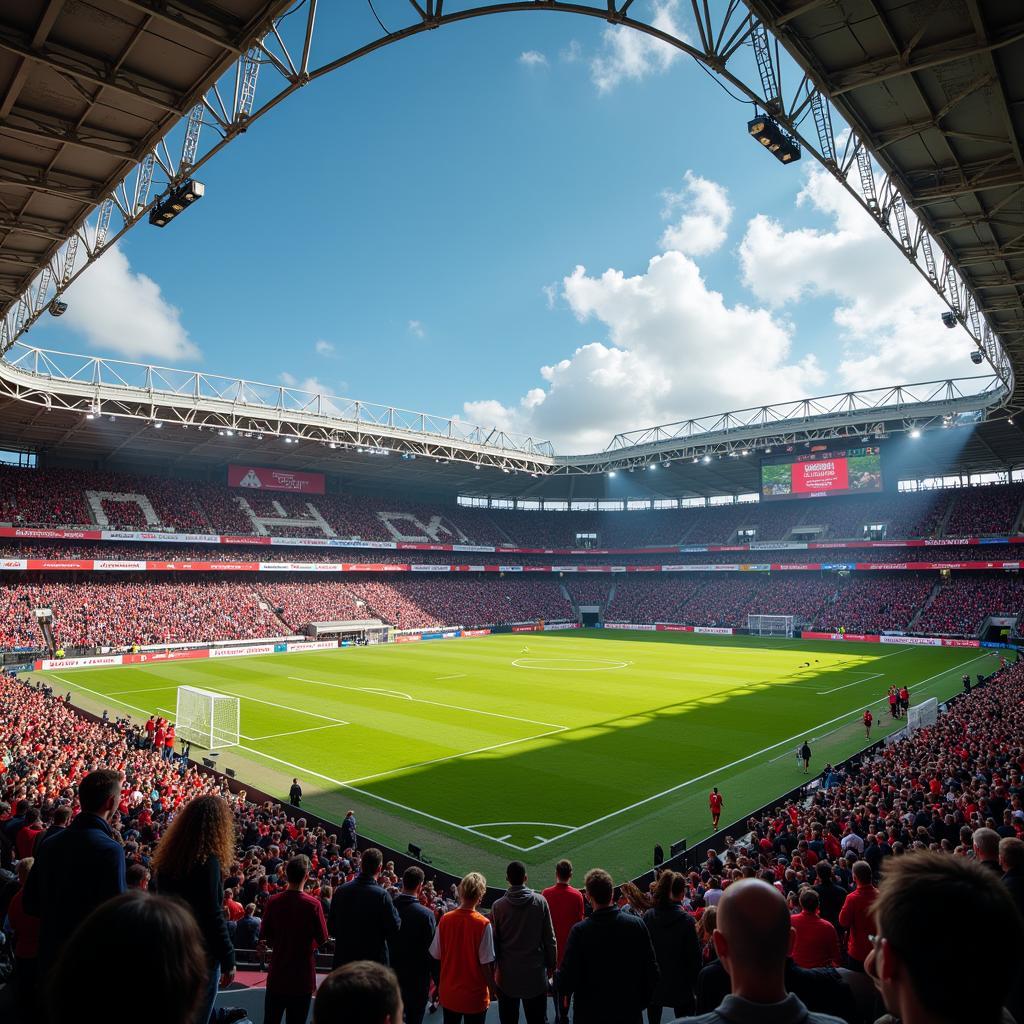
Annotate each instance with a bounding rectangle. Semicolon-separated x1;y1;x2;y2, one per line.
40;630;992;880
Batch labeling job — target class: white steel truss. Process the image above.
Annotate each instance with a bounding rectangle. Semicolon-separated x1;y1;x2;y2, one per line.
0;343;1003;474
0;0;1015;400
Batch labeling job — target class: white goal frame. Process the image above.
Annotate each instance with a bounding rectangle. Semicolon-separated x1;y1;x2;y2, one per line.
905;696;938;735
747;614;795;638
175;686;240;750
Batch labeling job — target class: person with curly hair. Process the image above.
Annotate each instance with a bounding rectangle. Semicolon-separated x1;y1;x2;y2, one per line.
151;794;239;1024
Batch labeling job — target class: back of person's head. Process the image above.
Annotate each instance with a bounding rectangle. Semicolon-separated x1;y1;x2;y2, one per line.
799;888;819;914
52;805;72;826
361;847;383;876
402;865;424;892
458;871;487;907
714;878;792;977
506;860;527;886
555;859;573;882
78;769;122;814
815;862;833;882
286;854;310;886
150;794;234;881
852;860;872;884
973;827;1000;861
584;868;614;907
870;851;1023;1024
125;863;150;890
49;892;207;1024
1000;836;1024;872
314;961;402;1024
654;870;685;909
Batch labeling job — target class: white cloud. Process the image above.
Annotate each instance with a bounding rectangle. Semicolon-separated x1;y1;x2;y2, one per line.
466;249;823;451
738;165;971;389
560;40;582;63
542;282;558;309
314;339;335;356
60;244;198;362
408;319;425;338
519;50;548;68
659;171;733;256
591;0;685;93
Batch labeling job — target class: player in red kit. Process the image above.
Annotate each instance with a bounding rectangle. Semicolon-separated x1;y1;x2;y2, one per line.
709;787;723;832
863;709;873;739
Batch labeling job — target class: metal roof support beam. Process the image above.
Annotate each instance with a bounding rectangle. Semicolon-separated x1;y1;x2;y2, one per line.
828;19;1024;96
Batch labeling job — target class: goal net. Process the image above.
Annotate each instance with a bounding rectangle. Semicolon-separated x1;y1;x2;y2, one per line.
175;686;240;750
905;696;938;735
747;614;795;638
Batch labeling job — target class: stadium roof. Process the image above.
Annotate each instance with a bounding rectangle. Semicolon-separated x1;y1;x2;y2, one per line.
750;0;1024;404
0;0;288;314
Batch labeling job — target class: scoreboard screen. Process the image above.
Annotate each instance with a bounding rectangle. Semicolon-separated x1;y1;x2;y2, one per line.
760;445;883;501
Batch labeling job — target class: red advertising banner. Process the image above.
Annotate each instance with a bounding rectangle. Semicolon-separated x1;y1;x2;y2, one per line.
227;465;325;494
793;458;849;494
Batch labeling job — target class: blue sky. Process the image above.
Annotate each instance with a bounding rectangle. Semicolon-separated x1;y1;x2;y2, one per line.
31;0;976;453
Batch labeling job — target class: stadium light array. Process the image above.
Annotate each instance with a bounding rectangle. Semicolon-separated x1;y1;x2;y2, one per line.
149;179;205;227
747;117;800;164
910;428;922;438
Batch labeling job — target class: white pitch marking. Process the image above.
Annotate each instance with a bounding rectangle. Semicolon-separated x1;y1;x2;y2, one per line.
436;674;466;681
512;657;628;672
247;723;349;741
289;676;566;730
360;687;413;700
817;672;883;695
107;685;179;696
497;834;512;842
194;684;350;726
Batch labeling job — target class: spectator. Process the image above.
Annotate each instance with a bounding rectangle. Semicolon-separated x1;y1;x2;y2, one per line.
289;778;303;807
390;865;437;1024
314;961;403;1024
790;889;840;969
150;795;238;1024
677;879;845;1024
1001;837;1024;917
234;903;262;950
812;864;847;935
837;862;877;972
491;860;557;1024
14;807;43;860
23;768;126;973
642;870;701;1022
429;871;495;1024
126;863;151;890
556;867;659;1024
865;852;1024;1024
6;856;39;1022
341;810;357;851
973;827;1003;873
47;891;210;1024
259;854;329;1024
33;805;70;853
328;847;400;969
542;859;585;1024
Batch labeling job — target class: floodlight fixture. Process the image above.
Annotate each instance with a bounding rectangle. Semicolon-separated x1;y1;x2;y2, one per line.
608;470;616;477
941;311;957;329
970;350;984;365
702;455;711;464
49;298;68;317
910;428;921;438
149;179;205;227
747;116;801;164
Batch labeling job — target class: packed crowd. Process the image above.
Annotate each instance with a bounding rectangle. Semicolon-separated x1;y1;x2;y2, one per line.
914;574;1024;636
1;650;1023;1024
815;576;935;634
4;465;1024;548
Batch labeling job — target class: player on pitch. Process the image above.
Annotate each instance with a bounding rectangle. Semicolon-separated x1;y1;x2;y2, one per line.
709;786;723;832
863;708;873;740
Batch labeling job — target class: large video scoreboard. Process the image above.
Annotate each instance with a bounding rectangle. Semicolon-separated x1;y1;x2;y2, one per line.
760;445;883;501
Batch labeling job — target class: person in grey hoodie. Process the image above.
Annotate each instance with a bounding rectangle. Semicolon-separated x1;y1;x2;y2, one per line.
491;860;557;1024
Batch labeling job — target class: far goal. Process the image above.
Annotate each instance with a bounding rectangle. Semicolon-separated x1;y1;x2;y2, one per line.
905;696;938;735
175;686;240;750
748;614;795;638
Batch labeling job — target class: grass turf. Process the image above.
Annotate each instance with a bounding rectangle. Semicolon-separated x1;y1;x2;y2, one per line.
40;630;991;880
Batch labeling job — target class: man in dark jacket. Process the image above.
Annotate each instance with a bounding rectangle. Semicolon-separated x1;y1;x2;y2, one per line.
288;778;302;807
492;860;557;1024
643;873;701;1021
340;810;357;851
1000;836;1024;916
813;862;848;934
22;769;126;973
556;868;658;1024
328;847;400;968
390;866;437;1024
33;804;71;853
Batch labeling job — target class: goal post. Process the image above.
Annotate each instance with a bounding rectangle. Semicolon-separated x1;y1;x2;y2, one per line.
905;696;938;735
175;686;240;750
747;614;795;638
